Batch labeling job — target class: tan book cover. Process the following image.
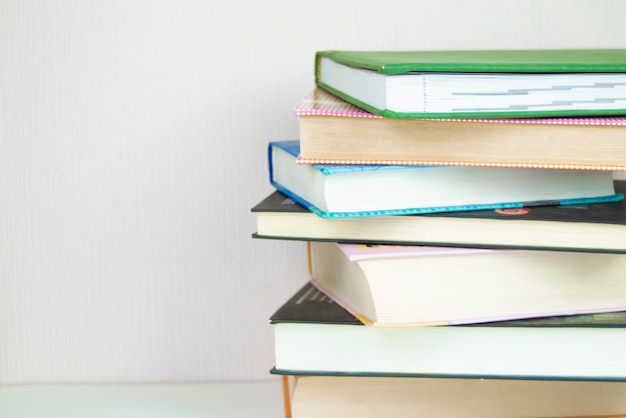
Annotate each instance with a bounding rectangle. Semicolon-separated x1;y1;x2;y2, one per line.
295;89;626;170
291;376;626;418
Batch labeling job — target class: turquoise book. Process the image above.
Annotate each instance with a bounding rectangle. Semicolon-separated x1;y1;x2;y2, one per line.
315;49;626;119
267;140;622;219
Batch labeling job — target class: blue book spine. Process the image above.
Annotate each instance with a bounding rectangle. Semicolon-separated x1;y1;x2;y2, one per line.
267;141;624;219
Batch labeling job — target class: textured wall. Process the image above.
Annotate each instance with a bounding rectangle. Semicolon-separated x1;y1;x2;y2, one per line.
1;0;625;384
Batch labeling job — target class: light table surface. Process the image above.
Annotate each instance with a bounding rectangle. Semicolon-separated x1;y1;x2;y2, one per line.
0;379;284;418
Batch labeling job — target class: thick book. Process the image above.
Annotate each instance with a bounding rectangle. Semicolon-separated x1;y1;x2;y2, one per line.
270;282;626;380
309;241;626;327
251;181;626;253
289;375;626;418
315;49;626;119
295;88;626;170
267;140;620;219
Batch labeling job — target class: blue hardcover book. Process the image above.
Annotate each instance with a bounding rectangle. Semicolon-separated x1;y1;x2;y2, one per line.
267;140;622;219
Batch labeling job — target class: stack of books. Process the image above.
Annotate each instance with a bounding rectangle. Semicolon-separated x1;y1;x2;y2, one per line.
251;49;626;418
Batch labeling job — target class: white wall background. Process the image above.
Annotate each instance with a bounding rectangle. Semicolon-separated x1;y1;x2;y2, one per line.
1;0;625;385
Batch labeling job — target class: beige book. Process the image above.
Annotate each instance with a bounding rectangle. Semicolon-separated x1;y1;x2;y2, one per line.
295;89;626;171
291;376;626;418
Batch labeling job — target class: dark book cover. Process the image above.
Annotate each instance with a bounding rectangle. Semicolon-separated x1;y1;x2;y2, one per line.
253;181;626;253
269;283;626;380
269;282;361;326
270;282;626;329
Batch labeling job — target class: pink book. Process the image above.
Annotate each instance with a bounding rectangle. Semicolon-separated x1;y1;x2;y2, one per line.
309;241;626;327
295;88;626;126
294;89;626;170
337;243;490;261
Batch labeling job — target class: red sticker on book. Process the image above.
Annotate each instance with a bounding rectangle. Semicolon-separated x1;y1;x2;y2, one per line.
495;208;530;215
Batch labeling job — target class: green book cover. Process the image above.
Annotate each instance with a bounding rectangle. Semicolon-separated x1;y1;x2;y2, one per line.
316;49;626;74
315;49;626;119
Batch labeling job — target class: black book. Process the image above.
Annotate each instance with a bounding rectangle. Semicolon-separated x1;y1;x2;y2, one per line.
270;282;626;381
253;180;626;253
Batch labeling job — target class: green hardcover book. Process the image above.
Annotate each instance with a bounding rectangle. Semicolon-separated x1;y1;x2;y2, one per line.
315;49;626;119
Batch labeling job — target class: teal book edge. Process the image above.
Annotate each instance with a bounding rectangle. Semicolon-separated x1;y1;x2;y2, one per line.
267;141;624;219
